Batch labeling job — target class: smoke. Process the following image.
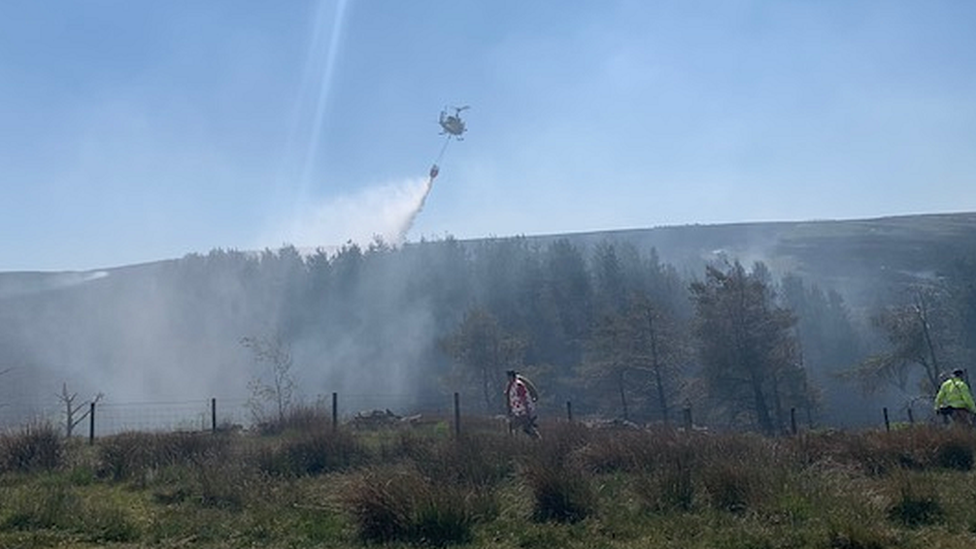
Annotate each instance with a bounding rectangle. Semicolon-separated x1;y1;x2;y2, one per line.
0;174;442;430
265;175;433;250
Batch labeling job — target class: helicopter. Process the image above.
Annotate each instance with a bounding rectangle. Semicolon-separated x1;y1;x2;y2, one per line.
438;105;469;140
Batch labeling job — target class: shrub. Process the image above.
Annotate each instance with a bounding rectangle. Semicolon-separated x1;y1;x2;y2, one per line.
254;404;332;436
624;430;701;512
0;476;139;541
541;422;592;455
788;430;899;475
934;435;974;471
1;477;78;530
0;423;64;474
700;462;753;513
635;457;695;512
155;431;230;465
379;429;438;463
344;468;415;542
415;433;515;489
342;465;478;546
520;426;596;523
97;432;153;481
411;497;476;546
695;434;783;513
96;431;229;482
793;428;976;475
524;465;596;523
887;482;944;528
256;429;368;476
74;495;141;543
195;456;253;510
575;428;668;473
827;530;888;549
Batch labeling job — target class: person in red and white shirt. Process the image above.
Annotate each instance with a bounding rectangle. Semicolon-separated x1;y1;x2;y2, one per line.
505;369;540;439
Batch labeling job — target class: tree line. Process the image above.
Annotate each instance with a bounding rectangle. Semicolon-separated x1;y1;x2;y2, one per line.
6;233;976;434
158;234;976;434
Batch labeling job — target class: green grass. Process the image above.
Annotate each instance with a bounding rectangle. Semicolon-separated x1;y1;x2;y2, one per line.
2;421;976;548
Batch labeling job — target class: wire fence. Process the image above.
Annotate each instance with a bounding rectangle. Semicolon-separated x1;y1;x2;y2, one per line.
0;390;940;438
0;392;475;438
90;400;248;436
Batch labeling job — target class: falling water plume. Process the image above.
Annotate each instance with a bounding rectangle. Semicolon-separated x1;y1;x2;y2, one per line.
263;176;433;252
395;171;436;244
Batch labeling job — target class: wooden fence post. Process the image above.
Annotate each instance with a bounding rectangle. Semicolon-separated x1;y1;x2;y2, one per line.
88;401;96;445
790;407;797;435
907;408;914;425
566;401;573;422
332;392;338;432
682;405;692;431
883;407;890;432
453;392;461;438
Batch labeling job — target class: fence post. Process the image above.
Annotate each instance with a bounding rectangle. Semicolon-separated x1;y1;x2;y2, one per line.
453;392;461;438
883;407;890;432
211;398;217;433
88;401;96;445
682;405;692;431
332;392;338;432
907;408;914;425
566;400;573;422
790;407;797;435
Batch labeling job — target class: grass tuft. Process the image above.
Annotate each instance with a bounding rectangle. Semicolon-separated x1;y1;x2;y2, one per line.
520;425;596;523
253;404;333;436
636;456;695;512
96;431;228;483
255;428;369;476
0;423;64;474
342;465;480;546
887;480;945;528
934;433;974;471
1;476;79;530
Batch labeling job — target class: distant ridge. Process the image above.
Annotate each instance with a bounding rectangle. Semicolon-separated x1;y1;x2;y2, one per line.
516;212;976;301
4;212;976;304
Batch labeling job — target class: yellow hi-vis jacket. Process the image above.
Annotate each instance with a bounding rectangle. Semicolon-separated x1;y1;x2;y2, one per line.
935;377;976;413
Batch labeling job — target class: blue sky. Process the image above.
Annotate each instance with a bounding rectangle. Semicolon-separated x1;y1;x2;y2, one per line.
2;1;975;271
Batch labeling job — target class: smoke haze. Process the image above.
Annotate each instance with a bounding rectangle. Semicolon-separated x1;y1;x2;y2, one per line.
263;175;434;250
0;174;444;429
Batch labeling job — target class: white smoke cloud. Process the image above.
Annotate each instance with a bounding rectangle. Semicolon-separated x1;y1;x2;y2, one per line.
263;176;433;250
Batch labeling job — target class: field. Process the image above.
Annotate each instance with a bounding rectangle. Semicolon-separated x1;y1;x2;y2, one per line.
2;415;976;549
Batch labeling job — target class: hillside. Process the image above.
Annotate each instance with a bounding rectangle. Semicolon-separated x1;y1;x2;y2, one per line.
5;212;975;303
523;212;976;307
2;212;975;430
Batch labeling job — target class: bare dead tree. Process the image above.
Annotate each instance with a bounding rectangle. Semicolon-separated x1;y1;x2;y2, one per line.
58;383;103;437
241;335;296;424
